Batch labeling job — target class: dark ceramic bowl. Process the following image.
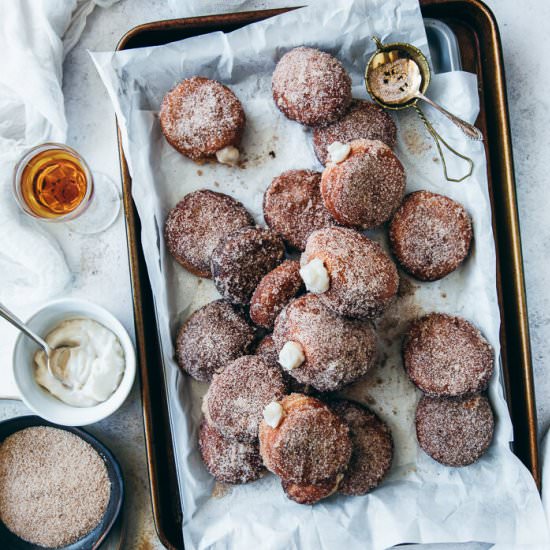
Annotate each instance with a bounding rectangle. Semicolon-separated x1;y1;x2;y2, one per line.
0;415;124;550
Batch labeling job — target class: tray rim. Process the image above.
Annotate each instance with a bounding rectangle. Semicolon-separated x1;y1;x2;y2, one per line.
115;1;539;547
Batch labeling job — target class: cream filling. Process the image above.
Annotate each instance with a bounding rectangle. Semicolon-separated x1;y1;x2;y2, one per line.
300;258;330;293
279;341;305;371
263;401;284;428
327;141;351;163
215;145;240;166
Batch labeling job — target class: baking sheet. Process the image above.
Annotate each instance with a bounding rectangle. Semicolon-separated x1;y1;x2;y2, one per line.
91;0;549;547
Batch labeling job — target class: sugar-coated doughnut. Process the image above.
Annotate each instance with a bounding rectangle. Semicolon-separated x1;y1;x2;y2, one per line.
415;394;494;467
273;294;377;392
160;76;245;162
403;313;494;397
250;260;304;329
263;169;336;251
203;355;286;442
272;47;352;127
199;419;265;484
281;476;341;505
164;190;253;277
313;99;397;164
255;335;313;396
255;334;279;365
301;227;399;319
259;393;352;484
175;300;256;382
389;190;473;281
211;226;286;305
329;400;393;495
320;139;406;229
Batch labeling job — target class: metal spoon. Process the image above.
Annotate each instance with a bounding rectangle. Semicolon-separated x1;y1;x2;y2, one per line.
369;57;483;141
0;302;72;388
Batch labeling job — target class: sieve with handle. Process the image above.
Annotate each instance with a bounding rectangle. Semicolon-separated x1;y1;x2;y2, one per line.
365;37;481;182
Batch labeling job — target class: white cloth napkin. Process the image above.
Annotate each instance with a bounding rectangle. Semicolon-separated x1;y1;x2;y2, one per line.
0;0;118;398
168;0;306;16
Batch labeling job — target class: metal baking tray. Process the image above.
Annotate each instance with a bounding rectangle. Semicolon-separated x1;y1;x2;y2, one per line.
116;2;538;547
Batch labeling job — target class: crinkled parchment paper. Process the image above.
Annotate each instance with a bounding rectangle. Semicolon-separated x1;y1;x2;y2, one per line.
91;0;549;547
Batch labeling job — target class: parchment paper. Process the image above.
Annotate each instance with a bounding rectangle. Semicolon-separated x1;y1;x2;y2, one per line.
91;0;549;547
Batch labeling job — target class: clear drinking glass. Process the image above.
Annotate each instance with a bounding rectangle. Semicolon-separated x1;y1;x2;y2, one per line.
13;142;120;234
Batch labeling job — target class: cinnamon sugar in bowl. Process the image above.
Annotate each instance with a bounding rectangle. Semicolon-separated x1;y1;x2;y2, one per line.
0;416;123;549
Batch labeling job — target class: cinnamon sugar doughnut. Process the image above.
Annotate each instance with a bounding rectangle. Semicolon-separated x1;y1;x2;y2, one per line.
403;313;494;397
281;476;341;505
255;334;279;365
389;191;473;281
164;190;253;277
250;260;304;329
259;394;352;484
175;300;256;382
263;169;336;251
320;139;406;229
272;47;352;127
313;100;397;164
255;335;313;396
160;76;245;162
203;355;286;442
329;400;393;496
301;227;399;319
415;394;494;467
199;419;265;484
211;226;286;305
272;294;377;392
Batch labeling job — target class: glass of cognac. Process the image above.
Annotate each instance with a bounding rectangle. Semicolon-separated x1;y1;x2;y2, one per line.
13;143;119;233
13;143;92;221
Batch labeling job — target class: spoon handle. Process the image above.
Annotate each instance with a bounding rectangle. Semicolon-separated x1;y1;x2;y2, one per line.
417;92;483;141
0;302;50;354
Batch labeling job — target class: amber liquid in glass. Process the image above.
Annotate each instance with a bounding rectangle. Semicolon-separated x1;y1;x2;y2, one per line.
19;149;88;219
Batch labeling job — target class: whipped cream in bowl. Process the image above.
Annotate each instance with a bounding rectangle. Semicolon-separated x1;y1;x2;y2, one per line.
13;299;136;426
34;319;125;407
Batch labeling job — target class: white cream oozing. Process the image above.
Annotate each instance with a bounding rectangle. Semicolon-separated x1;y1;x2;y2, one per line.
278;341;305;371
215;145;240;165
327;141;351;163
300;258;330;293
263;401;284;428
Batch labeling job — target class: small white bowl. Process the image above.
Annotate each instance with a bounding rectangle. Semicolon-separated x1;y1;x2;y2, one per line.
13;298;136;426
